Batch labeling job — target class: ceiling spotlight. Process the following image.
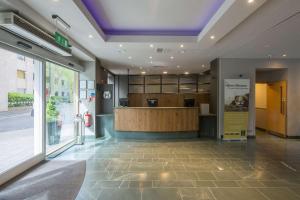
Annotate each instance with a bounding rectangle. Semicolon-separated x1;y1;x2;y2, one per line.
210;35;215;40
163;71;168;74
149;56;152;59
119;44;123;47
128;56;132;59
141;71;146;74
184;72;189;75
202;64;205;68
248;0;254;3
149;44;154;48
282;54;287;57
170;56;174;60
180;44;184;48
88;34;93;38
177;65;180;68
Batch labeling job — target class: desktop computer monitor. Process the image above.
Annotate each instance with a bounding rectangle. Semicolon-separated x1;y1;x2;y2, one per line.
184;98;195;107
119;98;128;107
147;99;158;107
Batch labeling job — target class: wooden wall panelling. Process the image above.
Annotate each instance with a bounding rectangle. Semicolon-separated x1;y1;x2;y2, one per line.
115;108;199;132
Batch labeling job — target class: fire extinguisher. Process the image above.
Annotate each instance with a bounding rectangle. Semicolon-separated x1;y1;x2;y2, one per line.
84;112;92;127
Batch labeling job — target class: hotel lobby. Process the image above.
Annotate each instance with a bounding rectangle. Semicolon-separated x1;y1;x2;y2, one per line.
1;0;300;199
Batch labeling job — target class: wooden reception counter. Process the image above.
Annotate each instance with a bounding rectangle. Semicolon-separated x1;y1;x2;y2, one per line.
114;107;199;132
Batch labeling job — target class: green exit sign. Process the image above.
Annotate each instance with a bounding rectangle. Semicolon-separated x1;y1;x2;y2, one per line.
54;32;69;48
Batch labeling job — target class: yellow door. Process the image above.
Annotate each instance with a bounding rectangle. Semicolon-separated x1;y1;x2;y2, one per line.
267;81;287;137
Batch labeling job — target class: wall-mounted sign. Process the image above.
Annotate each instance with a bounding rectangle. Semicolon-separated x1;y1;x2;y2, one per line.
87;80;95;89
54;32;69;49
223;79;250;141
80;90;87;99
103;91;112;99
80;80;87;89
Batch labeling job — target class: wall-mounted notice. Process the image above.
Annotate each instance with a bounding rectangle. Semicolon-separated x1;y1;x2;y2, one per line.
87;80;95;89
80;90;87;99
80;80;87;89
224;79;250;140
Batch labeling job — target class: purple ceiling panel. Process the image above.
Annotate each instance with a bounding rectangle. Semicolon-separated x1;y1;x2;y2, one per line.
81;0;225;36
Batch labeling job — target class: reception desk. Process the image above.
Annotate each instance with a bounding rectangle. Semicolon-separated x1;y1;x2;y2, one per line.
114;107;199;132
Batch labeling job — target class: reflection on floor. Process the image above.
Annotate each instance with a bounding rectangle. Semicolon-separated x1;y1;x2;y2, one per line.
53;133;300;200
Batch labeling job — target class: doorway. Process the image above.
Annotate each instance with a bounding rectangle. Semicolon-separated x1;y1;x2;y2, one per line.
45;62;79;155
0;47;43;184
255;69;287;137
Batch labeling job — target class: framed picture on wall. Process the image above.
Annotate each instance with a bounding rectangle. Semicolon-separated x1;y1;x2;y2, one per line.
80;80;87;89
87;80;95;89
79;90;87;99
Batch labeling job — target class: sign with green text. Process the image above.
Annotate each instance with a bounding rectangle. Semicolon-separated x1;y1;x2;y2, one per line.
54;32;69;48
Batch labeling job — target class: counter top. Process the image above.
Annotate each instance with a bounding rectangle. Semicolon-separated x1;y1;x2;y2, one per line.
115;107;199;109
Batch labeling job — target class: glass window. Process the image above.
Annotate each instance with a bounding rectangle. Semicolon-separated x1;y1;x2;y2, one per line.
17;69;26;79
46;62;79;154
162;85;178;93
180;75;197;84
180;84;197;93
162;75;178;84
145;85;161;93
0;47;43;174
145;76;161;84
129;85;144;93
129;75;144;84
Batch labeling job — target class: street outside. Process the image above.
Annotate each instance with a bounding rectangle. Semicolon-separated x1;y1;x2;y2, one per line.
0;103;76;174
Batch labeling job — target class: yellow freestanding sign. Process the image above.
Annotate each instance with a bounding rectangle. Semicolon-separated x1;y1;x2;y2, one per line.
223;79;250;141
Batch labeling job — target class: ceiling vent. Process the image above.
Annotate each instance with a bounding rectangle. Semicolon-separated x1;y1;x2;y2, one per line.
0;12;72;56
156;48;171;54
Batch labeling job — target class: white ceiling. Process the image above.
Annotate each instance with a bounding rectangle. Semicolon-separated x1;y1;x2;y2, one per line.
80;0;223;32
2;0;300;74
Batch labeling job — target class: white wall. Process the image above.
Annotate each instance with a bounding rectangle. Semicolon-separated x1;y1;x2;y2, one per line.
79;61;96;136
216;58;300;138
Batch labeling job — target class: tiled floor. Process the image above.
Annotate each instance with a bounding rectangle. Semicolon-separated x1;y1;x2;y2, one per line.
54;131;300;200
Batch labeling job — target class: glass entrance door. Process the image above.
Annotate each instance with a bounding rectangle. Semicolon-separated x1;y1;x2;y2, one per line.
0;47;43;175
45;62;79;154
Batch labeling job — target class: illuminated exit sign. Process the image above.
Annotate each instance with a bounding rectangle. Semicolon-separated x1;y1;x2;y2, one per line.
54;32;69;49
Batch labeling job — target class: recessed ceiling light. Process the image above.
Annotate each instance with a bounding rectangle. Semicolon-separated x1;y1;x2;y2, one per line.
150;61;153;64
177;65;180;68
180;44;184;48
163;71;168;74
119;44;123;47
149;56;152;59
88;34;93;38
141;71;146;74
128;56;132;59
170;56;174;60
282;54;287;57
248;0;254;3
149;44;154;48
210;35;215;40
202;64;205;68
184;72;189;75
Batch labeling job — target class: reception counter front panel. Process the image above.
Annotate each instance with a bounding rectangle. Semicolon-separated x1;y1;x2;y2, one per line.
115;107;199;132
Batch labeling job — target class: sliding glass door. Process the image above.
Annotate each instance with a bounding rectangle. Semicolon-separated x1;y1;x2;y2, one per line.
0;47;43;175
45;62;79;154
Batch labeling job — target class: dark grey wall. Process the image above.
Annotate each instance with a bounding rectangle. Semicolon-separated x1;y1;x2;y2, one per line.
216;58;300;138
256;69;288;83
114;75;128;107
210;59;219;115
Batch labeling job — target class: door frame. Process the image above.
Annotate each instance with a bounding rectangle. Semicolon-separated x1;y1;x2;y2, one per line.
0;45;46;186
